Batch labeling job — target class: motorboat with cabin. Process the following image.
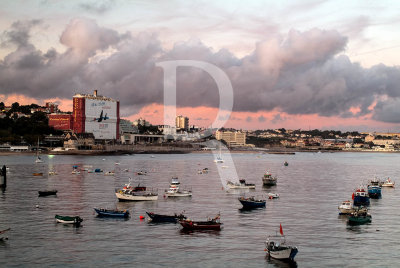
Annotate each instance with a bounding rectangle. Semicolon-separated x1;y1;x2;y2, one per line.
381;178;395;187
264;225;298;261
226;179;256;189
238;196;266;209
115;179;158;201
165;177;192;197
262;171;277;186
353;186;370;206
367;178;382;199
338;200;354;215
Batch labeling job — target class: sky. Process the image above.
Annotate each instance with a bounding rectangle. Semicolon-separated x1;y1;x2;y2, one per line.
1;0;400;132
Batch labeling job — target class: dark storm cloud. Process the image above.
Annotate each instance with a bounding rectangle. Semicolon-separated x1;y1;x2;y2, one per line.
1;18;400;122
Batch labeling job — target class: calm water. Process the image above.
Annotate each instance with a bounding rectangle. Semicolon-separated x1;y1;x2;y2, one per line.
0;152;399;267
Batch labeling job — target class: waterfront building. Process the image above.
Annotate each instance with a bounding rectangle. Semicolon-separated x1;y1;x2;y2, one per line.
176;115;189;131
73;90;120;140
48;114;73;131
215;130;246;147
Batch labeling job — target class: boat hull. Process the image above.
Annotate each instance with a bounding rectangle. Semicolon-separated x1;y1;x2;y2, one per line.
179;220;222;230
353;196;370;206
239;198;266;209
348;215;372;225
116;192;158;201
146;212;185;223
262;179;277;186
55;215;83;224
266;247;298;261
38;190;57;197
94;208;129;218
165;192;192;197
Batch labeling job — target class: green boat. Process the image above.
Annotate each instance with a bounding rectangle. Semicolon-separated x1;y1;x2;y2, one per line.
348;207;371;225
55;215;83;224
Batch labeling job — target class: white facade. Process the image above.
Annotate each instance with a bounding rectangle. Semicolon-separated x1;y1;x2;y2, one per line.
84;98;118;140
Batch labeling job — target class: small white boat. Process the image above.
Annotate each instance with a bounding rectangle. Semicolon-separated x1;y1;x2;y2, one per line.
268;193;279;199
214;148;224;163
48;171;57;175
265;225;298;261
338;200;354;215
35;138;43;163
165;177;192;197
71;170;80;174
104;171;115;176
150;155;155;158
115;162;120;165
381;178;395;187
197;168;209;174
226;179;256;189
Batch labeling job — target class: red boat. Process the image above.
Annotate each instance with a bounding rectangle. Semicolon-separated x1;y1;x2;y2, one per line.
179;214;222;230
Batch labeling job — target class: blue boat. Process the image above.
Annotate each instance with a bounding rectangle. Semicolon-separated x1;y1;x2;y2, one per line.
94;208;130;218
94;169;103;173
238;196;266;209
353;187;370;206
368;178;382;199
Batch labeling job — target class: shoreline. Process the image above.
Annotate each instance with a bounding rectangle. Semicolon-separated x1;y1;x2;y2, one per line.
0;148;399;156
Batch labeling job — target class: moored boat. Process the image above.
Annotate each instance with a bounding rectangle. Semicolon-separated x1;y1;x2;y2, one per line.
48;171;57;175
238;196;266;209
368;178;382;198
353;186;370;206
268;193;280;199
165;177;192;197
38;190;57;197
55;215;83;225
115;180;158;201
179;214;222;230
226;179;256;189
338;200;354;215
33;173;43;176
284;161;289;166
94;208;130;218
348;207;371;225
262;171;277;186
0;228;10;241
381;178;395;187
146;211;186;223
104;171;115;176
264;225;298;261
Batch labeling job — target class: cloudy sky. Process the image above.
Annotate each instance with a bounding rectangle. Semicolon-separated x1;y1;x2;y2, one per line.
1;0;400;131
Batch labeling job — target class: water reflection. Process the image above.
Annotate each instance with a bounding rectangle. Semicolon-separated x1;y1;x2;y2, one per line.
179;229;221;236
265;256;298;268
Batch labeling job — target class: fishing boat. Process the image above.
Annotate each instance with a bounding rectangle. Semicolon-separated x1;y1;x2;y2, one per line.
198;168;209;174
146;212;186;223
94;208;130;218
238;196;266;209
165;177;192;197
38;190;57;197
35;138;43;163
136;171;147;175
338;200;354;215
115;180;158;201
226;179;256;189
353;186;370;206
348;207;371;225
104;171;115;176
94;168;103;173
268;193;280;199
262;171;277;186
32;173;43;176
48;171;57;175
55;215;83;225
264;225;298;261
0;228;10;241
381;178;395;187
367;178;382;199
179;214;222;230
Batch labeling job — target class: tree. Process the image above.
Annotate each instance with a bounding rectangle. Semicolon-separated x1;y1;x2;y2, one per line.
0;102;4;111
11;102;20;112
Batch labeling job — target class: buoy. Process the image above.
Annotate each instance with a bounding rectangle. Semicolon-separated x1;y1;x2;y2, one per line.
139;215;145;220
